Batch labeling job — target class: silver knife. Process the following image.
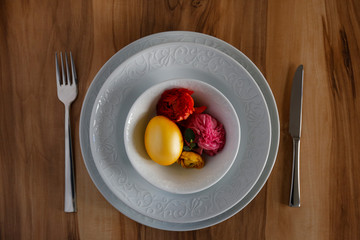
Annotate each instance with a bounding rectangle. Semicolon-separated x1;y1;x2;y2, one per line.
289;65;303;207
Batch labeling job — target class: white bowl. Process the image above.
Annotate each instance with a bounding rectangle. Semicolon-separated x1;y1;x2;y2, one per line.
124;79;240;194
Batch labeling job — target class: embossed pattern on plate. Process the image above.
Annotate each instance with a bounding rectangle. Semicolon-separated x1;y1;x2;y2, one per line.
89;42;270;223
79;31;280;230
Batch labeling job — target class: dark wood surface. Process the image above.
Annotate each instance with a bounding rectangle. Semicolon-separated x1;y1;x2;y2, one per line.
1;0;360;239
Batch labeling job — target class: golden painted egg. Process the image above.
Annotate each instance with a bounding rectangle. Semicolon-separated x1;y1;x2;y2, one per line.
144;116;183;166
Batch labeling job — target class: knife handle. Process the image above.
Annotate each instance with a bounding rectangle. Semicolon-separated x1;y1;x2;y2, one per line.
289;137;300;207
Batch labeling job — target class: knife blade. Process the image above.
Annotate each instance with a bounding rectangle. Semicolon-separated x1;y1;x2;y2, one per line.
289;65;303;207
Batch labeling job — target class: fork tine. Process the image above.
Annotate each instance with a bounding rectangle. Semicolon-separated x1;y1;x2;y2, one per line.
70;52;77;85
64;52;71;85
60;52;67;85
55;52;61;86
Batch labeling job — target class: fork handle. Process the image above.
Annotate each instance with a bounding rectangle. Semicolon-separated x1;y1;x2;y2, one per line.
64;105;77;212
289;137;300;207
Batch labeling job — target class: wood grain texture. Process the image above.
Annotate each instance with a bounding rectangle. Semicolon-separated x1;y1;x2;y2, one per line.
0;0;359;239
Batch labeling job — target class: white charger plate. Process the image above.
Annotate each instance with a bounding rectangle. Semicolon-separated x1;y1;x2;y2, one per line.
89;42;270;223
80;31;279;230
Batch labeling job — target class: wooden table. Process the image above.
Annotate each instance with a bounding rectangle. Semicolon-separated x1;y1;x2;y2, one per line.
1;0;359;239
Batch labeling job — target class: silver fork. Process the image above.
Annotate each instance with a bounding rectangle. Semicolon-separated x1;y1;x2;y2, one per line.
55;52;78;212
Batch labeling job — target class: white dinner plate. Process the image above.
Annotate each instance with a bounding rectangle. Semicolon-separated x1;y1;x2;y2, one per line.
80;31;279;230
89;42;270;223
